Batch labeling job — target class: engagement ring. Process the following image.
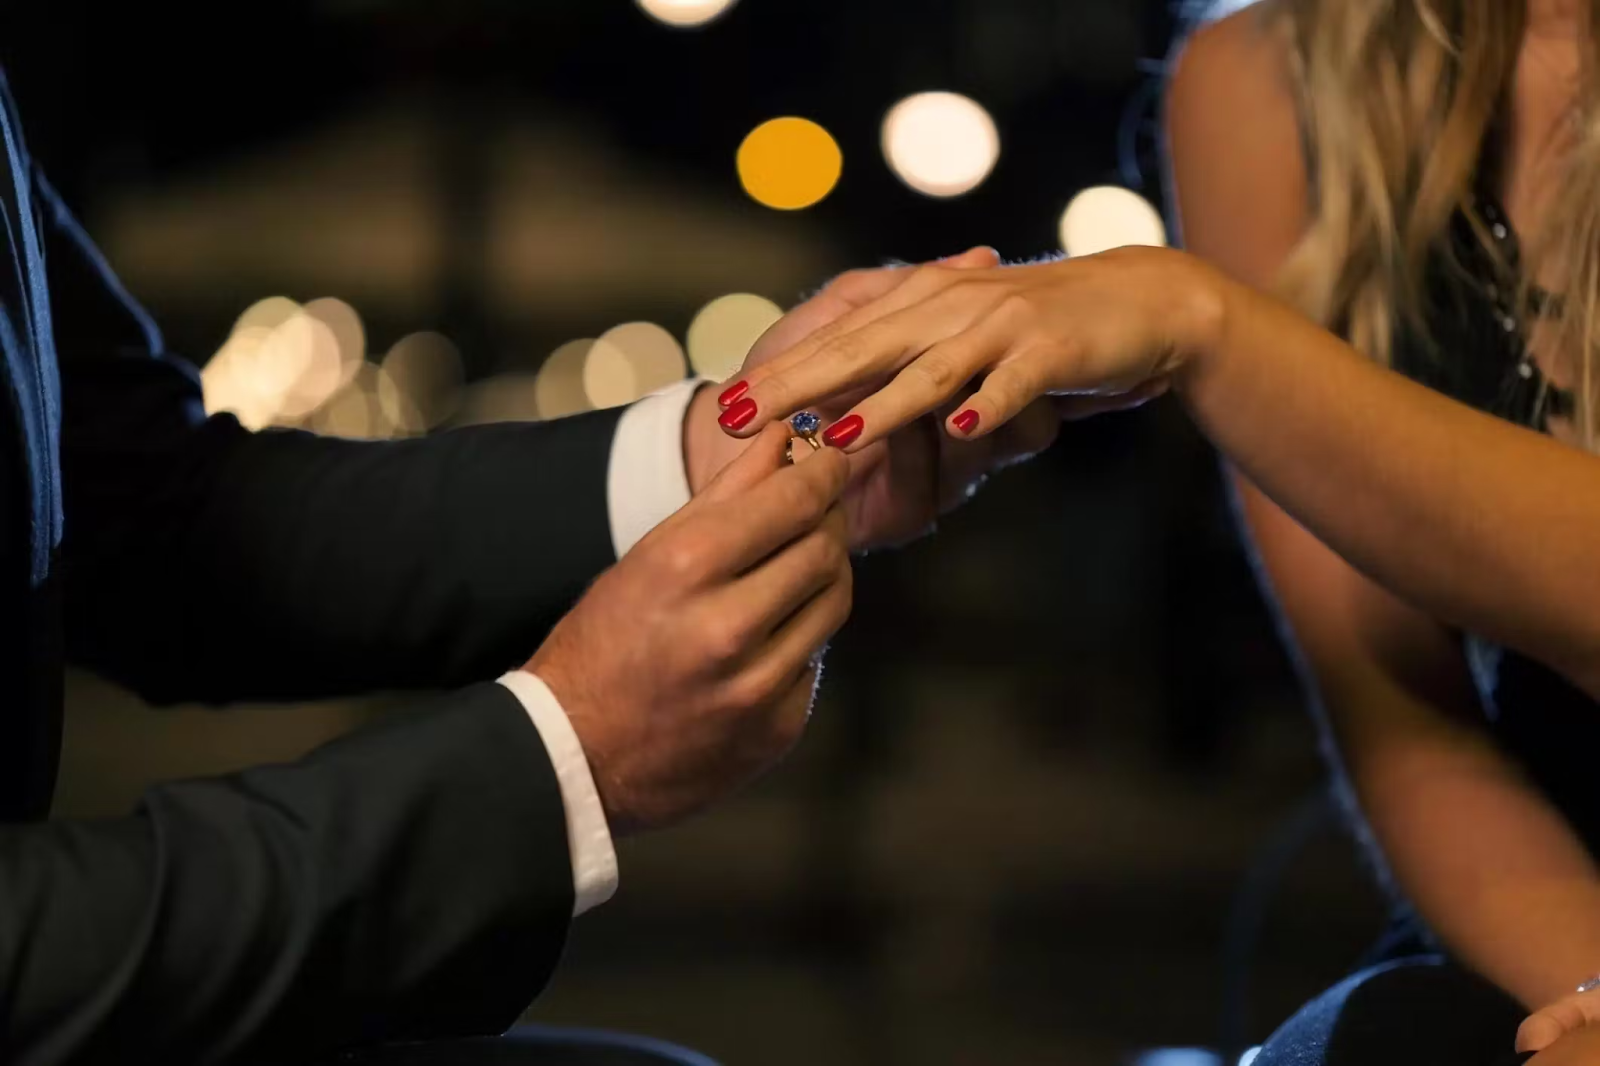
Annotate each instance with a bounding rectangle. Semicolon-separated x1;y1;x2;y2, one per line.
786;412;823;464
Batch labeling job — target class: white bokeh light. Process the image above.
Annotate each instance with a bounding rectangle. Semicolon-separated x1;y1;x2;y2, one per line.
458;374;543;426
687;294;784;382
380;332;465;434
586;322;687;410
882;92;1001;199
636;0;739;28
1059;186;1168;257
206;296;379;431
536;340;597;421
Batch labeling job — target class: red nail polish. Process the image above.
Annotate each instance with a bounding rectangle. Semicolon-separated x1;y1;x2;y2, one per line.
719;397;758;432
953;410;980;435
822;414;864;449
717;380;749;407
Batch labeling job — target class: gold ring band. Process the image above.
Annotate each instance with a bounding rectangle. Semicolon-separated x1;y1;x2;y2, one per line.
785;435;824;465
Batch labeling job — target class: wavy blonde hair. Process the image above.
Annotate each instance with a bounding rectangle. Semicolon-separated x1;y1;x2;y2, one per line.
1239;0;1599;443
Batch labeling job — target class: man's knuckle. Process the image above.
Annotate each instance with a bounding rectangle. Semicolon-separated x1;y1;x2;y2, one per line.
996;291;1036;323
905;263;943;291
787;471;834;521
819;533;850;575
663;540;707;582
699;615;750;665
723;668;778;713
772;704;811;749
828;269;879;302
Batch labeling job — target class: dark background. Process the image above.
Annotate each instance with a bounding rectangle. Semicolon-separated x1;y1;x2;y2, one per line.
2;1;1390;1062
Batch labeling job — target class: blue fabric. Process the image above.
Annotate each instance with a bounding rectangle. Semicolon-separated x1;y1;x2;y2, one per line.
0;71;60;587
1252;958;1529;1066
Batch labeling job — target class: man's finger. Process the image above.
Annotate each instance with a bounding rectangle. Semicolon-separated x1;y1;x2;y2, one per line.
714;514;847;637
694;445;850;577
732;566;851;714
696;423;793;505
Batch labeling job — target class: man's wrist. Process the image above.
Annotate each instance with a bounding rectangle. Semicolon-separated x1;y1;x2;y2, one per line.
497;671;619;917
607;378;703;557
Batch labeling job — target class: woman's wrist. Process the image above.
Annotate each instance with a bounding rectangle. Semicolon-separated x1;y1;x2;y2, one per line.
1169;253;1239;399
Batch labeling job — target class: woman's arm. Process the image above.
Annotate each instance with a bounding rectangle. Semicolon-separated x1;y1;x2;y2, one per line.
1243;473;1600;1012
1174;11;1600;1013
716;8;1600;700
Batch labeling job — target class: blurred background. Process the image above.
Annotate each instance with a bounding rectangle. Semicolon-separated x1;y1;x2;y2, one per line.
3;1;1392;1063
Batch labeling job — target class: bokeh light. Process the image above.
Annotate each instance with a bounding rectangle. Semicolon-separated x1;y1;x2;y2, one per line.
458;373;543;426
687;293;784;381
203;295;474;441
582;343;638;411
205;297;345;429
737;118;843;211
1059;186;1168;258
586;321;687;409
303;297;366;390
636;0;739;28
379;332;465;434
312;363;384;440
232;296;302;335
881;92;1001;198
536;339;597;420
266;312;343;421
202;326;277;430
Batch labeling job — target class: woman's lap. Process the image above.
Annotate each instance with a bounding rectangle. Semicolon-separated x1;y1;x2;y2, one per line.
1254;957;1530;1066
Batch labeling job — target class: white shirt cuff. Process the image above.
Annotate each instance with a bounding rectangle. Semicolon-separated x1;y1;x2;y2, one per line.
606;378;704;559
497;671;619;917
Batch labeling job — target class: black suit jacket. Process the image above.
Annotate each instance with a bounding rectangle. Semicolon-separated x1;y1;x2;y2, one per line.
0;73;634;1062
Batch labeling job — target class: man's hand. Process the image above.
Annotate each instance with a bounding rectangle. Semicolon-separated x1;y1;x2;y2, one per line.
526;424;852;834
683;247;1066;550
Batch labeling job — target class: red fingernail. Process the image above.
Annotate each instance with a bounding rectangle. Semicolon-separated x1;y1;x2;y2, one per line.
953;410;980;435
717;380;749;407
822;414;864;448
718;397;758;432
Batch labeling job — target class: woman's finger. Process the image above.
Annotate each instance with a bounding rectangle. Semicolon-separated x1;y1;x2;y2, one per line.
809;315;1011;453
941;351;1056;441
722;249;998;409
1518;997;1596;1054
720;264;989;428
724;289;993;440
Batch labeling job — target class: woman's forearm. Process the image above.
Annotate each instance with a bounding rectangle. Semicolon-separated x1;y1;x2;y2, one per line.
1180;274;1600;697
1354;732;1600;1008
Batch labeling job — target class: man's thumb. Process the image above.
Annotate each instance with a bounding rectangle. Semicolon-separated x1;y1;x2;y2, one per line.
697;422;792;504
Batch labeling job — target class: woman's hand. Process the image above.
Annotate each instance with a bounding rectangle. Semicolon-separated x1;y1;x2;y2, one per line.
1519;986;1600;1056
715;246;1230;452
692;246;1069;548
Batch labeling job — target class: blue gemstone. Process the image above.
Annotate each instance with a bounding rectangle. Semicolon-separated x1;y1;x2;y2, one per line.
790;411;821;436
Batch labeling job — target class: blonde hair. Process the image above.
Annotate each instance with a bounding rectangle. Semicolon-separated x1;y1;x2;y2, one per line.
1244;0;1599;443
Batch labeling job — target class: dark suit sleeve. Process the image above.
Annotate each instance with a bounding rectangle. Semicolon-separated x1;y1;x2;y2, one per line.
1;683;574;1063
39;168;631;704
